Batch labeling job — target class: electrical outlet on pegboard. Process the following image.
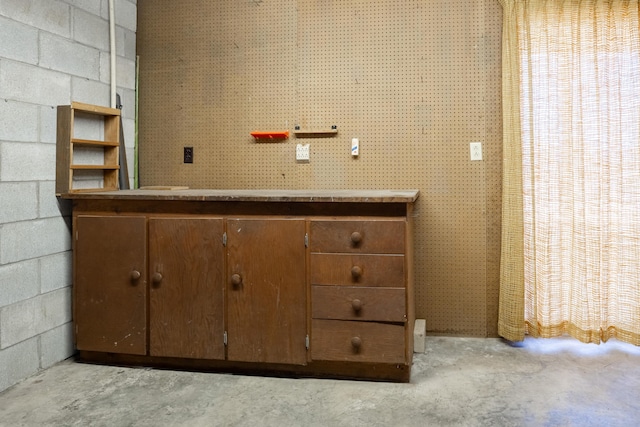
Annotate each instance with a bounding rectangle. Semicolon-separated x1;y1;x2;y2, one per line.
184;147;193;163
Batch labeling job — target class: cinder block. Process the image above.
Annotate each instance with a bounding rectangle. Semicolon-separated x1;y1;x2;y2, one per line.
68;0;103;16
40;251;72;293
116;56;137;90
0;60;70;106
115;0;137;32
0;142;56;182
122;117;135;148
413;318;426;353
124;147;135;186
0;217;71;265
99;51;111;84
0;182;38;224
39;33;100;80
0;259;39;308
73;8;109;51
38;181;71;219
0;16;38;64
119;88;136;120
0;287;72;349
0;0;70;38
117;27;137;61
73;112;105;141
39;322;74;369
0;337;40;393
39;105;58;144
0;100;39;142
71;76;110;107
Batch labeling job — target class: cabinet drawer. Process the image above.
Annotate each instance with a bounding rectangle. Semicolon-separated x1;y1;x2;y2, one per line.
312;286;406;322
310;220;405;254
311;319;405;363
310;253;404;287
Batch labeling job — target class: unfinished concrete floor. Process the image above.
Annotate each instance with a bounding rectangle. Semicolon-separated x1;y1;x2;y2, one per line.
1;336;639;426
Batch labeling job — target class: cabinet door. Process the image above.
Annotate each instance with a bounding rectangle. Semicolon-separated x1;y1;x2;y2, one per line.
74;215;147;355
227;219;306;365
149;217;225;360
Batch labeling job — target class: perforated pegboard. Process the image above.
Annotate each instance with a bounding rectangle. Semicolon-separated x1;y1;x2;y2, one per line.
137;0;503;337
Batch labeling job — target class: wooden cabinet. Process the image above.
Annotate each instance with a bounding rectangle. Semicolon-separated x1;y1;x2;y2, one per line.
68;189;418;382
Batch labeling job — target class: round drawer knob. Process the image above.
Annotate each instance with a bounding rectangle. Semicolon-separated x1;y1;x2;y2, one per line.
351;265;363;279
351;336;362;350
351;299;362;312
231;273;242;286
350;231;362;244
152;272;163;284
130;270;141;281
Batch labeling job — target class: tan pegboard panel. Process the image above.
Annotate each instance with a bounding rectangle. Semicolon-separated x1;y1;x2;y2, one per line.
138;0;298;190
137;0;503;337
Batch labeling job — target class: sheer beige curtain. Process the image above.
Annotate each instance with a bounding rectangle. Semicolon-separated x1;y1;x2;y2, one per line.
498;0;640;345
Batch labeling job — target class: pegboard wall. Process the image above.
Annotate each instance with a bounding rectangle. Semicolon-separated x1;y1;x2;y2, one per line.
137;0;503;337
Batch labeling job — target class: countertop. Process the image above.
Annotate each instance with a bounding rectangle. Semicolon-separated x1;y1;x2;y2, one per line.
60;189;420;203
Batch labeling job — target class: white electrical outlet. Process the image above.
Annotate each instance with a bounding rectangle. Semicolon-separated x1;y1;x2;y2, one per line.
470;142;483;161
296;144;310;161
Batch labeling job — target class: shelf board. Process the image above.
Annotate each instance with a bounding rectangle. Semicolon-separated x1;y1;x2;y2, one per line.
72;138;119;147
70;101;120;117
71;164;120;170
68;187;118;193
293;129;338;137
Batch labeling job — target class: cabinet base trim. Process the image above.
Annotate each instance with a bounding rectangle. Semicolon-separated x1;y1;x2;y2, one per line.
76;351;411;383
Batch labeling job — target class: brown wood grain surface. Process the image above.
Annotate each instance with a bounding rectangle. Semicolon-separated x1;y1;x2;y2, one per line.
74;215;147;355
226;218;307;365
149;217;225;360
310;253;405;288
312;286;406;322
309;219;406;254
311;319;405;364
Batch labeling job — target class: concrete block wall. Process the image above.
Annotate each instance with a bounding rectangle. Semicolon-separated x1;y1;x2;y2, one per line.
0;0;137;393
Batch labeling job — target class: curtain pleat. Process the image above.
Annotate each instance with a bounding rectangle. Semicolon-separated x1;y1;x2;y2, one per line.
498;0;527;342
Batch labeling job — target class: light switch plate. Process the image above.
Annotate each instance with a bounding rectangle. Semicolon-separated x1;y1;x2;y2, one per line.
296;144;310;162
470;142;482;161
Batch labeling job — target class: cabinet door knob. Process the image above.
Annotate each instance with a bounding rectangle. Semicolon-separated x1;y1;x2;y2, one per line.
351;299;362;312
130;270;141;281
152;272;163;284
231;273;242;287
350;231;362;244
351;336;362;350
351;265;363;279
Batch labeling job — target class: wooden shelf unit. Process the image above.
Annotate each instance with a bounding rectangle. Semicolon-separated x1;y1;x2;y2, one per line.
56;102;121;195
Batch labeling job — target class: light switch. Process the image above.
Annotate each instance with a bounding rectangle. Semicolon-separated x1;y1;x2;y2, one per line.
470;142;483;161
